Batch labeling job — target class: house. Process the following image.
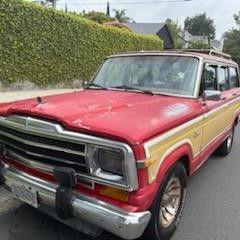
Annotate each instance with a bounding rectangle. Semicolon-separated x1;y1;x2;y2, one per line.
210;39;224;51
181;30;224;51
123;23;174;49
182;30;208;47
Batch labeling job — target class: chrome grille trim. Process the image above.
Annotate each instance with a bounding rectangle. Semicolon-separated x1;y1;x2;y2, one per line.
0;115;89;175
0;115;88;151
0;129;86;156
0;115;139;191
5;150;54;173
3;142;86;168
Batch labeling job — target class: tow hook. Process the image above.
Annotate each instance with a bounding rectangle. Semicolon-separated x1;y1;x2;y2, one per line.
54;167;76;220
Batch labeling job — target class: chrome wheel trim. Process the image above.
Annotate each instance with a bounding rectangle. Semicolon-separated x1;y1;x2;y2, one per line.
159;176;182;228
227;130;233;149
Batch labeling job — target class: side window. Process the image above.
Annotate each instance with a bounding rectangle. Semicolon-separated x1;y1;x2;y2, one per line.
229;67;239;88
218;66;229;91
202;64;217;91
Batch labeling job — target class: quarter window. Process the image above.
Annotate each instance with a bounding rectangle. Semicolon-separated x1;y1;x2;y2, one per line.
229;67;239;88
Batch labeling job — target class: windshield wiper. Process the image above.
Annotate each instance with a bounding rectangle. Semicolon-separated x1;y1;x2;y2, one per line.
85;83;109;90
111;85;154;95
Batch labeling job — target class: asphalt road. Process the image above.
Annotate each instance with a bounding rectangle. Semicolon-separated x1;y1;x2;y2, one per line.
1;127;240;240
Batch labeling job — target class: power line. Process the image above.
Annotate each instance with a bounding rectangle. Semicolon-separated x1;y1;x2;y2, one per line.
69;0;192;6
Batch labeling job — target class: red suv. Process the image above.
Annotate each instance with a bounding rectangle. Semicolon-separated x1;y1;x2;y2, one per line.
0;50;239;240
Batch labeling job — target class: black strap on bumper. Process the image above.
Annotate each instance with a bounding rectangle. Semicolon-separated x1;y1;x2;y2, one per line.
54;167;76;220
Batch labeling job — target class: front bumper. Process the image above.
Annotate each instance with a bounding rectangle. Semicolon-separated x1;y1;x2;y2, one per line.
0;164;151;240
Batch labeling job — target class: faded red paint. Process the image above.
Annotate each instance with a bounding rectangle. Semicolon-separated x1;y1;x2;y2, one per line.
0;89;204;147
0;88;236;212
0;89;205;211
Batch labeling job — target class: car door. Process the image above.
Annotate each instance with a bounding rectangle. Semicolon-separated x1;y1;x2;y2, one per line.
222;66;240;127
200;63;228;159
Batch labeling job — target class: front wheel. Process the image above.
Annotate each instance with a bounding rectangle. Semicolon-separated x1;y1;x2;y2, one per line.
144;162;187;240
215;127;234;156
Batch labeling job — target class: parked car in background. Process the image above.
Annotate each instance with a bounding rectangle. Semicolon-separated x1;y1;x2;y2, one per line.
0;50;239;240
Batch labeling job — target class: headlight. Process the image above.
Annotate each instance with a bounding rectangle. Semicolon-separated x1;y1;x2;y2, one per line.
86;144;139;191
98;149;123;176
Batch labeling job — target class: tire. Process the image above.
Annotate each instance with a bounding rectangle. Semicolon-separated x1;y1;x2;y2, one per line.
215;127;234;156
144;162;187;240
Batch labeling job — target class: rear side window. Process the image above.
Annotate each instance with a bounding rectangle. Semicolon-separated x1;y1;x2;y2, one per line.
229;67;239;88
203;64;217;90
218;67;229;91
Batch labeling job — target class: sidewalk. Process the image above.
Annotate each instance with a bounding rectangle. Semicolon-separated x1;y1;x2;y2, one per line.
0;89;73;103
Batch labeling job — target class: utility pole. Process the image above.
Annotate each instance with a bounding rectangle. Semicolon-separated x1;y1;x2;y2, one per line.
106;1;110;17
65;2;68;13
52;0;57;8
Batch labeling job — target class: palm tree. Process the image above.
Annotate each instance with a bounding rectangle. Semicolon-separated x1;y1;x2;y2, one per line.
113;9;131;22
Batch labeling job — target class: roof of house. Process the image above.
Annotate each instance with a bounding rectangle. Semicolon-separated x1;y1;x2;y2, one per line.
182;31;208;43
103;21;132;31
123;23;166;35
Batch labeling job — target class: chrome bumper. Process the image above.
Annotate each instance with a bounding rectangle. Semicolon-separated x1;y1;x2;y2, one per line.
0;164;151;240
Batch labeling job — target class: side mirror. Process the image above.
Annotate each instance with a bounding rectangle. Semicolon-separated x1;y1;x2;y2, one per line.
203;90;221;101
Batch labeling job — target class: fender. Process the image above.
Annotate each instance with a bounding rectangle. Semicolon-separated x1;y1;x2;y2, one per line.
147;143;193;209
155;143;193;185
129;142;193;211
145;140;194;185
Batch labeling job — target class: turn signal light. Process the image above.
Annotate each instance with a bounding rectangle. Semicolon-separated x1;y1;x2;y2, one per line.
100;186;129;202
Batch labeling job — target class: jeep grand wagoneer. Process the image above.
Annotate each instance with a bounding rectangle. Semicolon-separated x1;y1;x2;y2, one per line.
0;50;239;240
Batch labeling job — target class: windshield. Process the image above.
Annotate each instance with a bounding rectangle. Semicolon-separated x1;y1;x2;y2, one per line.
92;56;199;96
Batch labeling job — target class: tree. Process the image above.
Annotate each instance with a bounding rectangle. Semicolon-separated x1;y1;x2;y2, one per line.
233;11;240;28
223;12;240;65
113;9;131;22
81;11;114;24
184;13;216;40
165;19;184;49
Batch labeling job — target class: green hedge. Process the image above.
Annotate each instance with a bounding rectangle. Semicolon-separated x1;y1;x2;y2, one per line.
0;0;163;86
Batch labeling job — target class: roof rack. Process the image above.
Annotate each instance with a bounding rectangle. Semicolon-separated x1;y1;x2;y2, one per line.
184;49;232;60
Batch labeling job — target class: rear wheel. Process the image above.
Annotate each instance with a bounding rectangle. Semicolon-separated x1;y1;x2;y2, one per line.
144;162;187;240
215;127;234;156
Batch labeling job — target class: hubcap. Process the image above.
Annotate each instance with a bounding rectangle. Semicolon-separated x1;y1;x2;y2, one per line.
159;176;182;228
227;131;233;149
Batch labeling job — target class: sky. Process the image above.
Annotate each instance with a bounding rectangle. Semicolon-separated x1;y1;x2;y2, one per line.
56;0;239;39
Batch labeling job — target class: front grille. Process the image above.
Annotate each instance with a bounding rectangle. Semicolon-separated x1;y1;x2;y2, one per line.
0;124;89;174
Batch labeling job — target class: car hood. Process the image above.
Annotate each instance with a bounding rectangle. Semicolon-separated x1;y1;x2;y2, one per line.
0;90;203;145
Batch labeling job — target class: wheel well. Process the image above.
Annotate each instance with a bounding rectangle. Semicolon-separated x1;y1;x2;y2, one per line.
234;116;239;126
178;155;190;176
